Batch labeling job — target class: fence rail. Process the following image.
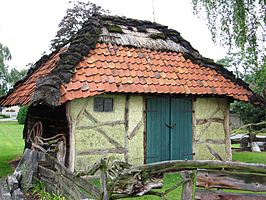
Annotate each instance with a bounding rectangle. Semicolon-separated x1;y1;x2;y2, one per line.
16;149;266;200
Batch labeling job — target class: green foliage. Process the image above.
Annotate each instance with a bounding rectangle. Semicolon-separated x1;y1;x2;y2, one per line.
218;52;265;125
0;42;27;96
231;101;266;124
8;68;27;87
30;179;65;200
192;0;265;69
0;114;10;119
16;106;28;124
0;43;11;96
50;1;109;50
0;121;24;177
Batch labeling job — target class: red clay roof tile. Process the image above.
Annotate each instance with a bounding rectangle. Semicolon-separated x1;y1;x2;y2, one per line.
1;43;255;106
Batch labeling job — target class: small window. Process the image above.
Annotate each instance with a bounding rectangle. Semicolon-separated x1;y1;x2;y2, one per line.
94;98;113;112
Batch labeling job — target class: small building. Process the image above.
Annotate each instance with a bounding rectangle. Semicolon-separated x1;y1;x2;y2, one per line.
1;105;20;118
0;15;265;171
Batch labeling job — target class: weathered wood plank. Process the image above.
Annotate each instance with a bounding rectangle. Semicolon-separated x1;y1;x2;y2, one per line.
101;170;110;200
117;160;266;179
66;103;75;171
45;153;102;199
77;120;125;130
38;165;56;179
40;176;60;196
223;103;231;160
77;148;125;155
195;189;266;200
181;171;195;200
56;173;82;200
197;170;266;192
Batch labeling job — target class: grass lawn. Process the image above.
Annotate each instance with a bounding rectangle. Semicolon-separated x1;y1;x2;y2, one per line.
232;150;266;164
0;121;24;177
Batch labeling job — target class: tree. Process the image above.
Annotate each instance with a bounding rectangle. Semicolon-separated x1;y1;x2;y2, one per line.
8;68;27;87
0;43;11;96
218;55;266;124
50;1;109;50
193;1;266;124
0;43;28;96
192;0;265;70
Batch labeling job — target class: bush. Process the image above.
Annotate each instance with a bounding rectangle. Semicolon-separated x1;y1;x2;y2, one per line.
0;114;10;119
17;106;28;124
231;101;266;125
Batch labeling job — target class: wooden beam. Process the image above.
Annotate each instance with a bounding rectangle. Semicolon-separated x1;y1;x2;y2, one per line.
77;148;125;155
196;139;225;144
224;101;232;161
44;153;101;199
181;171;195;200
197;169;266;192
124;95;129;163
195;189;266;200
77;120;124;130
56;173;83;200
117;160;266;178
75;98;90;126
83;110;124;149
127;119;143;140
196;118;224;125
66;102;75;172
101;170;110;200
38;165;56;179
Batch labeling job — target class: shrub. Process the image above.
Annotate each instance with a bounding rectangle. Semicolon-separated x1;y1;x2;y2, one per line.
0;114;10;118
17;106;28;124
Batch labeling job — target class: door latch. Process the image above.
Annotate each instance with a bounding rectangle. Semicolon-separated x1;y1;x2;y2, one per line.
165;123;176;129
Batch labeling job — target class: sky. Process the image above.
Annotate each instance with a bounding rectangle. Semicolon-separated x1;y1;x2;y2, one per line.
0;0;227;70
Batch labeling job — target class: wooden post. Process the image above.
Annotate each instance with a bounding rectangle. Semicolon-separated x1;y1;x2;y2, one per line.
224;101;232;161
100;164;110;200
66;103;75;172
181;171;195;200
124;95;129;163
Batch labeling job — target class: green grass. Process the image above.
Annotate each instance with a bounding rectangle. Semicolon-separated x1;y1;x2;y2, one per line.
232;151;266;164
0;121;24;177
231;143;240;148
25;179;65;200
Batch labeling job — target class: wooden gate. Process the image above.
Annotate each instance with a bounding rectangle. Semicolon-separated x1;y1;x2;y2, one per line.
146;97;192;163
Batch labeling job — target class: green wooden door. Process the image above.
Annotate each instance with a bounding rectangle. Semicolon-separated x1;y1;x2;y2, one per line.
170;98;193;160
146;97;170;163
146;97;192;163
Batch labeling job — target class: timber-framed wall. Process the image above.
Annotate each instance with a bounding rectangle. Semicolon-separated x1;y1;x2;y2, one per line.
66;94;231;171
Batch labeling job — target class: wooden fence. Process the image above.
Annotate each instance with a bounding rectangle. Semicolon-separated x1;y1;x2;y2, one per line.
30;150;266;200
231;121;266;151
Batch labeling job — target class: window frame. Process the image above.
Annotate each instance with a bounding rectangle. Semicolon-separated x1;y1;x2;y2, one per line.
93;97;114;112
